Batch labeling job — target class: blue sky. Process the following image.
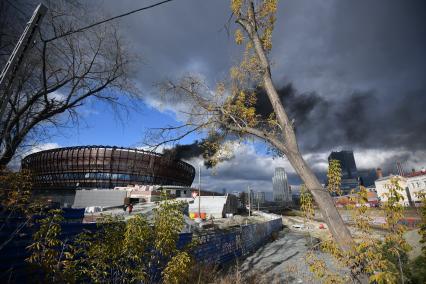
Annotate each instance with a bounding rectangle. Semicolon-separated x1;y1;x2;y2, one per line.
51;97;199;148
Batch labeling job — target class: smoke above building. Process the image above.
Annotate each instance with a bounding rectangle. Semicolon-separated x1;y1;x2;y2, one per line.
162;141;204;161
253;84;426;154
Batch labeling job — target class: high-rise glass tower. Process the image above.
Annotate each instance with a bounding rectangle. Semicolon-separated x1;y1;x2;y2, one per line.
328;150;359;194
272;167;291;204
328;150;358;179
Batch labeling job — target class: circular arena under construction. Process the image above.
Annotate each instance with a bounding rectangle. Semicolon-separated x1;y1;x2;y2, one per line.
22;146;195;190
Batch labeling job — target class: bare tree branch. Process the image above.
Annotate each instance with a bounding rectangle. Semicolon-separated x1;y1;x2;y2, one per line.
0;1;136;167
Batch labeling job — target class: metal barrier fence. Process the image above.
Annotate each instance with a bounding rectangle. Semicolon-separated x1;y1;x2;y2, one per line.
0;215;282;282
0;220;97;282
182;216;283;265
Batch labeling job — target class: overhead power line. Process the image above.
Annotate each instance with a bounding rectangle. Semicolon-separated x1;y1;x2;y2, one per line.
5;0;29;17
45;0;175;43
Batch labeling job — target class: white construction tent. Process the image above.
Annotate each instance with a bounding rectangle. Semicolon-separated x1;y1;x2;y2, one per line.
188;194;238;219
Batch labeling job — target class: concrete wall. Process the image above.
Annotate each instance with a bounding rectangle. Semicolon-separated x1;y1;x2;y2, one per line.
185;216;283;264
406;174;426;203
375;175;410;206
31;189;128;209
31;189;76;208
73;190;127;208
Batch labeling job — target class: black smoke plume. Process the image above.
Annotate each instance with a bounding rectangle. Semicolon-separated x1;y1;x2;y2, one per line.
164;83;426;170
162;141;204;161
162;138;223;168
254;83;328;127
329;89;426;151
253;84;426;152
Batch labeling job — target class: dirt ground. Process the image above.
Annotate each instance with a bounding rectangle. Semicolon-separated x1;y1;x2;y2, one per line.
219;212;423;283
282;214;422;261
238;228;348;284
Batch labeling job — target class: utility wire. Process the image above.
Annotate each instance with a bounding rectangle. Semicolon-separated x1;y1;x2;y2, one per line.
45;0;175;43
5;0;28;17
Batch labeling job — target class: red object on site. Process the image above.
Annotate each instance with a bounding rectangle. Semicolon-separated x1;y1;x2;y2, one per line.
319;223;325;229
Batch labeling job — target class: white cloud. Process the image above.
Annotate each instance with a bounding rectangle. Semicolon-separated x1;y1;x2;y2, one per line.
136;144;172;153
48;91;66;102
185;143;426;193
26;143;61;155
186;143;291;193
8;142;60;171
354;148;426;172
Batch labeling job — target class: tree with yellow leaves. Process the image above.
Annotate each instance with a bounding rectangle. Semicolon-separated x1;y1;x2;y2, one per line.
148;0;353;252
302;163;422;283
26;197;194;283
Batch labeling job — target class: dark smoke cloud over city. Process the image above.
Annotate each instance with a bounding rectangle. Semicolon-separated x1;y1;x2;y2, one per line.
6;0;426;191
108;0;424;190
263;85;426;153
3;1;426;280
162;141;204;162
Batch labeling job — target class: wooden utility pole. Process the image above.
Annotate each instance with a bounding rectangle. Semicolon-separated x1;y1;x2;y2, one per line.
0;4;48;127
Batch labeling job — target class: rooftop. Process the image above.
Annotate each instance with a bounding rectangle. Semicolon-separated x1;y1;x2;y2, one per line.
405;169;426;178
375;174;405;182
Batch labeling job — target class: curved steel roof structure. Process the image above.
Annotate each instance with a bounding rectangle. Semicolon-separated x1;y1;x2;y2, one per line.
21;145;195;190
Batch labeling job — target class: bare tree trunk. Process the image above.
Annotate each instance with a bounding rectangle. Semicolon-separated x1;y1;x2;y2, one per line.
237;1;355;250
0;146;16;167
265;71;354;249
285;149;354;250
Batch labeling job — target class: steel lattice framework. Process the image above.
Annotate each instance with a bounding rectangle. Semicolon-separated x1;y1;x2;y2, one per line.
21;146;195;189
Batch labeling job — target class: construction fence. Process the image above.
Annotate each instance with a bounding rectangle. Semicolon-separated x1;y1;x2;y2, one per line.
178;214;282;265
0;212;282;282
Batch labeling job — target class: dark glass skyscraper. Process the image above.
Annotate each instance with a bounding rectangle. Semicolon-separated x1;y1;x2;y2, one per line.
357;169;377;187
328;150;359;194
328;150;358;179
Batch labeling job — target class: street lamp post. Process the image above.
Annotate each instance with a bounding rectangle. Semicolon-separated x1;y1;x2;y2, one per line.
248;185;251;217
257;192;260;211
198;163;201;219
